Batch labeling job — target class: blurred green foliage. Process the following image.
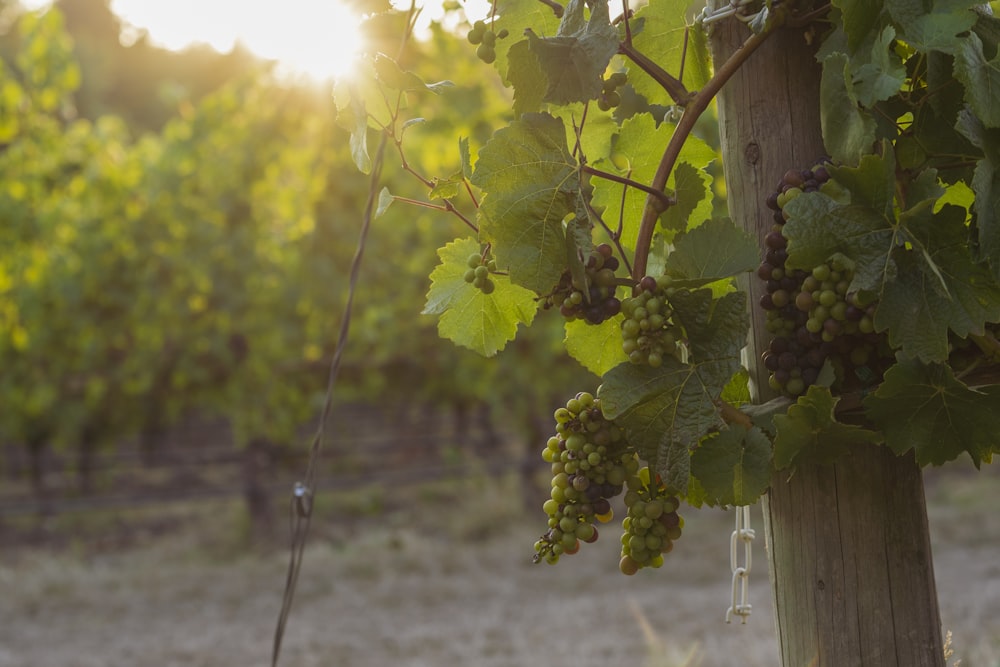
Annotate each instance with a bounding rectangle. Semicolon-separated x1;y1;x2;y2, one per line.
0;2;593;484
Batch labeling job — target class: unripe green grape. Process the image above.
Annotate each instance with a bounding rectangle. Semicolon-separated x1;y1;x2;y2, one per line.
464;269;476;283
476;44;496;63
481;279;495;294
467;252;482;268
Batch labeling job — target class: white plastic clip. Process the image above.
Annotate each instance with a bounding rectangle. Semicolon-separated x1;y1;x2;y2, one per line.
726;505;755;624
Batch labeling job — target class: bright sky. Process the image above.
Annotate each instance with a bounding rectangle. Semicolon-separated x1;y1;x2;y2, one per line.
22;0;374;82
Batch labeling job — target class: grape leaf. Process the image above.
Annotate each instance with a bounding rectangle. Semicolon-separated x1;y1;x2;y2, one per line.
598;290;747;493
852;26;907;108
820;52;877;164
953;32;1000;128
565;315;628;376
471;113;580;292
459;137;472;179
526;0;619;105
863;359;1000;465
507;40;547;116
720;367;751;407
900;9;978;54
956;109;1000;279
831;0;884;52
423;238;539;356
659;161;710;233
628;0;709;107
590;115;714;251
877;204;1000;361
772;385;882;469
375;187;394;217
492;0;564;85
691;425;772;506
334;86;372;174
665;217;758;287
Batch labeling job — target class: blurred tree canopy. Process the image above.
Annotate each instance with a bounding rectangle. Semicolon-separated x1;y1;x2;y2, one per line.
0;1;593;494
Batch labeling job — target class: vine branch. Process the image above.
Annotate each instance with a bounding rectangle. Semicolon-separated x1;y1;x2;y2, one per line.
631;19;780;281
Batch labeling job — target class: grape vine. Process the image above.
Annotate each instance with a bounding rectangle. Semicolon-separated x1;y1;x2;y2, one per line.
337;0;1000;580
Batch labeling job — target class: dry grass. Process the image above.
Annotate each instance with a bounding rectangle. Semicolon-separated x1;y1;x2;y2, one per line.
0;466;997;667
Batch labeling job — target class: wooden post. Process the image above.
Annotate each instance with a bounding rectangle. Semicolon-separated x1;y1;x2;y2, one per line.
708;18;945;666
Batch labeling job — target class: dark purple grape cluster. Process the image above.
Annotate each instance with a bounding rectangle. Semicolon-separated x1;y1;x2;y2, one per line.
620;275;682;368
542;243;623;324
757;164;891;397
533;391;635;565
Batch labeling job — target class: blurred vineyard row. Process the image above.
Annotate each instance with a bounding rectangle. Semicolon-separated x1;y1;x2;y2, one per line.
0;1;593;534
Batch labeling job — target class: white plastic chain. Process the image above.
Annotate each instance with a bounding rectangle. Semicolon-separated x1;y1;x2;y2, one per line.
726;505;755;624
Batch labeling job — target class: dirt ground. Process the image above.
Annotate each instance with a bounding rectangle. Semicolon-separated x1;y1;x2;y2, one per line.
0;468;997;667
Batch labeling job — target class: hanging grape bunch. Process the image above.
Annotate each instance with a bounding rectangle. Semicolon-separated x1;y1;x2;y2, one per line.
757;164;891;397
618;467;683;575
542;243;623;324
466;20;508;64
620;275;683;368
463;247;499;294
533;391;636;565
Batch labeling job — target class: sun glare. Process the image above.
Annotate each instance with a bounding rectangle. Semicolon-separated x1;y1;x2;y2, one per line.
104;0;367;82
17;0;368;82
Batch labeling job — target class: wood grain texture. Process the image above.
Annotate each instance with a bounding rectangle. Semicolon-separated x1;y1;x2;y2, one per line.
708;17;945;666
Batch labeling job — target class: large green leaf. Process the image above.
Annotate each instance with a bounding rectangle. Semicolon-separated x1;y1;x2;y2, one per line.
423;238;539;356
819;52;877;164
665;217;758;286
953;32;1000;128
471;113;580;292
492;0;564;84
832;0;884;52
565;315;628;376
659;161;711;233
526;0;619;105
877;204;1000;361
863;360;1000;465
851;26;907;108
507;40;547;116
772;385;882;469
691;425;772;506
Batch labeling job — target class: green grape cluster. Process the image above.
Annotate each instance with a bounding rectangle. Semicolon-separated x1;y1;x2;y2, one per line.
757;164;891;397
542;243;623;324
618;468;683;575
598;71;628;111
620;275;682;368
533;391;637;565
466;20;508;64
463;250;498;294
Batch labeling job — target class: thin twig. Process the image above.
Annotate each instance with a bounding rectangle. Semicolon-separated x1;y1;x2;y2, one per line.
618;41;692;106
583;164;674;210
